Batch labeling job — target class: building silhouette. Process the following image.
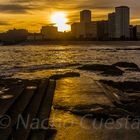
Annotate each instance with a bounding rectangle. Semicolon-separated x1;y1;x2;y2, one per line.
1;6;140;42
115;6;130;39
108;13;116;39
80;10;91;23
71;10;109;40
97;21;109;40
71;10;98;39
41;26;58;40
0;29;28;44
136;25;140;39
71;21;98;39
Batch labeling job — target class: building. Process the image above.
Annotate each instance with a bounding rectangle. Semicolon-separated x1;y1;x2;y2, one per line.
71;7;131;40
71;22;98;39
71;10;98;39
97;21;109;40
136;25;140;39
1;29;28;44
80;10;91;23
27;33;43;41
115;6;130;39
41;26;58;40
108;12;116;39
130;25;136;40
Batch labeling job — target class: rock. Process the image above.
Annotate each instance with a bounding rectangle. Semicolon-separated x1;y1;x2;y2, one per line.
46;126;57;138
71;107;131;120
78;64;111;71
53;104;71;111
100;80;140;93
78;64;124;76
102;67;124;76
50;72;80;80
112;62;139;70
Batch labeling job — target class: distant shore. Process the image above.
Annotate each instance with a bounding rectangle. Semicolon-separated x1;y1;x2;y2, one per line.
1;40;140;47
20;40;140;46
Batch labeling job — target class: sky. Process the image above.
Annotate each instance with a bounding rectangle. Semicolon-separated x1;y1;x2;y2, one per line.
0;0;140;32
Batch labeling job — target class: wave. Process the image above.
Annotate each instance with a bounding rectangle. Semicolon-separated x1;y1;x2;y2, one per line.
11;63;81;72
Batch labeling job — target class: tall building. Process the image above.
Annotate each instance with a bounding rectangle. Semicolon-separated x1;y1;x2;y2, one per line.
130;25;136;40
71;10;98;39
108;12;116;39
97;21;109;40
80;10;91;23
136;25;140;39
115;6;130;39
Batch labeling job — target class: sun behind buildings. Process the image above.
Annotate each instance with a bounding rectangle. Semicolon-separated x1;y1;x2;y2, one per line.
50;12;71;32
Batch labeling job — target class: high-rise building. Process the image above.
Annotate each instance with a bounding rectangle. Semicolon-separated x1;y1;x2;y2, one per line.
97;21;109;40
80;10;91;23
115;6;130;39
72;10;98;39
130;25;137;40
108;12;116;39
136;25;140;39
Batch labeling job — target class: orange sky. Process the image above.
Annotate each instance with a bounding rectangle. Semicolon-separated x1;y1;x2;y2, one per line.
0;0;140;32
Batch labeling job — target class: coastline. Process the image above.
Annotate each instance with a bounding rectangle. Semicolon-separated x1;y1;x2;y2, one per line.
1;40;140;46
23;40;140;46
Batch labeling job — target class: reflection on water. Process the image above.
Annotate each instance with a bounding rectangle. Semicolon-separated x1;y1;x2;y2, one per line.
0;44;140;79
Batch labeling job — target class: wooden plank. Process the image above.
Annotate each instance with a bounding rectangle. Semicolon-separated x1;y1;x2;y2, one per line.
29;80;56;140
9;79;49;140
0;82;37;140
0;84;24;116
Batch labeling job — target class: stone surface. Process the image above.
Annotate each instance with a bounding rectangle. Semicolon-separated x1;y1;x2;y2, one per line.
78;64;124;76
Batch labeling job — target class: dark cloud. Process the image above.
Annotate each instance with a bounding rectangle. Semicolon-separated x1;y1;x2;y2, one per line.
0;4;35;13
0;21;10;25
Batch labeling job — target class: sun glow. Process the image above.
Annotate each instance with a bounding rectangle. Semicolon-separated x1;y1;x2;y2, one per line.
50;12;71;32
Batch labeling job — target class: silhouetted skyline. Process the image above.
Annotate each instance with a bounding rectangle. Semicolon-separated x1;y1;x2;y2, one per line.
0;0;140;32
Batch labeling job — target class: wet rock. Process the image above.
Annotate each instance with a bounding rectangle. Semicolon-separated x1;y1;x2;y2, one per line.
78;64;111;71
100;80;140;93
53;104;73;112
54;103;134;120
50;72;80;80
112;62;140;70
78;64;124;76
46;126;57;138
104;108;131;118
71;107;132;120
102;67;123;76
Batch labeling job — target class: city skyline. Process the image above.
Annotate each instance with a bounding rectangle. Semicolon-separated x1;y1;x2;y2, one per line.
0;0;140;32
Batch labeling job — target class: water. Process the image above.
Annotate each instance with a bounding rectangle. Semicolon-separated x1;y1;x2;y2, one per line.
0;43;140;80
0;43;140;139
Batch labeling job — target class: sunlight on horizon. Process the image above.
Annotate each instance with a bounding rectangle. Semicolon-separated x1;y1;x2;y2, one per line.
50;12;71;32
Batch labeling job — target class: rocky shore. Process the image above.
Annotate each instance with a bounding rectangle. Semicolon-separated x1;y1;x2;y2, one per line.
53;62;140;121
1;61;140;123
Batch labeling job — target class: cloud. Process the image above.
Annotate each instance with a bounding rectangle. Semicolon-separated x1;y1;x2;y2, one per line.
0;21;10;25
0;0;140;32
0;4;35;14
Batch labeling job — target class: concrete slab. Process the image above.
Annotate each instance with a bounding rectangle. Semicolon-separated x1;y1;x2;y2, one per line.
54;77;113;107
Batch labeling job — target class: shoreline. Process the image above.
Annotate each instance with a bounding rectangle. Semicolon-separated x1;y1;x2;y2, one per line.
1;40;140;46
23;40;140;46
